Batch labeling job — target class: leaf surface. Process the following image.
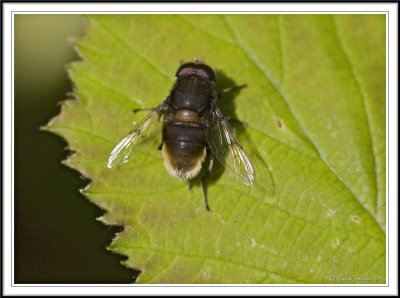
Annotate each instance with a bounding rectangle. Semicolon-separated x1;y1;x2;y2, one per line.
46;14;386;283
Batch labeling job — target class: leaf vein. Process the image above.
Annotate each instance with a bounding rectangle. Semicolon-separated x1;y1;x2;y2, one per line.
90;17;172;80
331;15;379;218
222;15;384;236
88;182;384;242
75;66;144;106
127;246;308;283
145;255;179;283
174;15;235;45
50;125;114;144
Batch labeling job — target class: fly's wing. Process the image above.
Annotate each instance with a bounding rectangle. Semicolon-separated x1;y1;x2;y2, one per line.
107;102;167;168
205;103;255;185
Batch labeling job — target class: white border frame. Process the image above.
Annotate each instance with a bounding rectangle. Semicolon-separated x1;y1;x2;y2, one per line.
2;2;398;296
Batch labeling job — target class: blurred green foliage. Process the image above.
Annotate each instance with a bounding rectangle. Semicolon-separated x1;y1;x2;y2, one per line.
14;15;135;283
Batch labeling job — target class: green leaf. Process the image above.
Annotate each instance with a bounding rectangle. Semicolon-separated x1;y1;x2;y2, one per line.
45;14;386;283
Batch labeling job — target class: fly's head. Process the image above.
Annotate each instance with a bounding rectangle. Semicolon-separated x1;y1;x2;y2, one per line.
176;61;216;82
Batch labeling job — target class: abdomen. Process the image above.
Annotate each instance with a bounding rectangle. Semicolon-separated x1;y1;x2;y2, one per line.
161;116;207;181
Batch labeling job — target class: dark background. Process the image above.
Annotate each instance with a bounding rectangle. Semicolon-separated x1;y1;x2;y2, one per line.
14;15;135;283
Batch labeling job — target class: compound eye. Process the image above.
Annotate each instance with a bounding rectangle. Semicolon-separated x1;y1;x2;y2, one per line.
195;67;215;81
177;66;195;77
176;62;216;82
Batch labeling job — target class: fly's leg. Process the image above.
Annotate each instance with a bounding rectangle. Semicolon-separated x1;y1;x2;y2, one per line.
200;154;214;212
200;179;210;212
132;107;154;114
228;117;247;127
133;97;171;114
206;154;214;177
217;84;247;99
188;180;194;194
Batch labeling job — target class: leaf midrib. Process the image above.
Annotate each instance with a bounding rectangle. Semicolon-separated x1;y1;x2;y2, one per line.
331;15;380;219
221;15;384;235
120;245;308;283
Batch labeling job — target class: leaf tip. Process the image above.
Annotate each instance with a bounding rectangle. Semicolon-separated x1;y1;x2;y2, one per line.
39;124;49;132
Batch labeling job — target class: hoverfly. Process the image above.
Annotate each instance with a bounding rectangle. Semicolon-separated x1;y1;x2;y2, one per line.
107;60;255;211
